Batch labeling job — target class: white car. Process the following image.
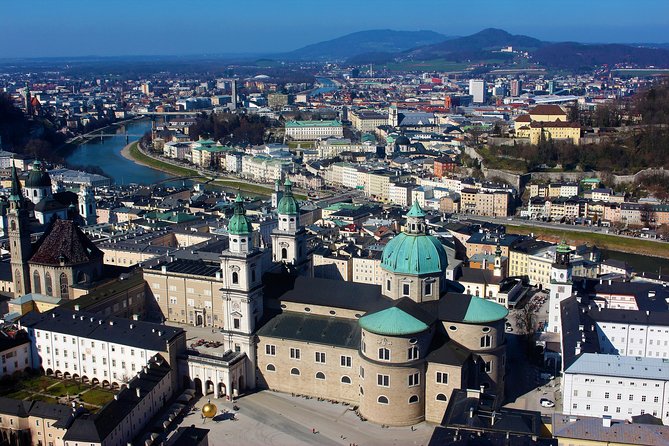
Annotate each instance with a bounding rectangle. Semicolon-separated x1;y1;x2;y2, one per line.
540;398;555;408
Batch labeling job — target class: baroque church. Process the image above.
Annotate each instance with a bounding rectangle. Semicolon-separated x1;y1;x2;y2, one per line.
6;163;102;298
144;180;510;425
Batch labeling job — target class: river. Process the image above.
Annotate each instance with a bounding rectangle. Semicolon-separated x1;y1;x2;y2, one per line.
600;249;669;276
309;77;338;97
65;120;173;185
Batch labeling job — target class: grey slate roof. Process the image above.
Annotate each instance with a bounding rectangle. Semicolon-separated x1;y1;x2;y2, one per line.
565;353;669;381
256;311;360;349
20;309;184;351
263;273;391;313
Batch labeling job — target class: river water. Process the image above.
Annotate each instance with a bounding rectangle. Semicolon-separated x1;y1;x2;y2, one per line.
65;120;173;185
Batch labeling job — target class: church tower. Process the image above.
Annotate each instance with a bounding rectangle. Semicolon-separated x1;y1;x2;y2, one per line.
8;164;32;296
548;241;573;333
271;179;311;275
493;243;503;278
78;185;97;226
24;82;32;117
388;103;399;127
220;195;265;389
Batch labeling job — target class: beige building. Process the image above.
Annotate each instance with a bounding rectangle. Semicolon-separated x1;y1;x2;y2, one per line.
349;110;388;132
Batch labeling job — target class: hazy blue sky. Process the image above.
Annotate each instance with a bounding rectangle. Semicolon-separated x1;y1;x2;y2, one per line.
1;0;668;58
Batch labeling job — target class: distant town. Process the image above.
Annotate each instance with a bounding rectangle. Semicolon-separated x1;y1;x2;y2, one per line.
0;25;669;446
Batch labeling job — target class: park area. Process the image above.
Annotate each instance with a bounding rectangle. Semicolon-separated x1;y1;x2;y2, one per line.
0;373;116;412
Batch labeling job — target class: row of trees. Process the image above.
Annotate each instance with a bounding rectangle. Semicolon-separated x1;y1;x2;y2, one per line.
488;81;669;173
188;113;271;146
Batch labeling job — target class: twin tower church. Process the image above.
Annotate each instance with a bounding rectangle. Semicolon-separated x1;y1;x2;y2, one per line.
146;179;511;426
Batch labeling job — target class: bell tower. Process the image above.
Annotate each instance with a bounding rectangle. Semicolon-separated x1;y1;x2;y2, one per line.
78;185;97;226
220;194;264;389
548;240;573;333
271;179;311;275
8;164;31;296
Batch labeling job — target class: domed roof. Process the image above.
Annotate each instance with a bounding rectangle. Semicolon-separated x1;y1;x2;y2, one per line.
461;296;509;324
381;232;448;275
228;195;252;235
359;307;429;336
395;135;410;146
277;179;299;215
25;161;51;189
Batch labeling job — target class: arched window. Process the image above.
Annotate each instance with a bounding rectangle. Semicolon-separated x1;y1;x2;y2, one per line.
266;364;276;372
281;248;288;259
33;271;41;294
77;271;87;284
409;395;419;404
10;221;16;231
315;372;325;380
45;272;53;296
60;273;69;299
341;375;351;384
232;272;239;284
290;368;300;376
14;270;21;291
488;290;493;298
436;393;447;401
377;396;389;405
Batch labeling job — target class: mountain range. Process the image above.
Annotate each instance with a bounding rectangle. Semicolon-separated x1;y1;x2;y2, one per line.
283;28;669;70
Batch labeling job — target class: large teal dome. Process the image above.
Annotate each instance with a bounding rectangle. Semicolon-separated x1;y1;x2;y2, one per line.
228;195;252;235
277;179;299;215
381;232;448;275
25;161;51;188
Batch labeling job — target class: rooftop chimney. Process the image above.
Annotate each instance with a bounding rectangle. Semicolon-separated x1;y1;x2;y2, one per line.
74;305;80;311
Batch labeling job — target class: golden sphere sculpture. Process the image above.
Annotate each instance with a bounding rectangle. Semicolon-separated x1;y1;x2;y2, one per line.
201;399;217;418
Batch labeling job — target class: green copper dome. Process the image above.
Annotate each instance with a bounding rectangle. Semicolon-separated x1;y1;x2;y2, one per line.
462;296;509;324
228;195;252;235
406;200;426;218
381;233;448;275
359;307;429;336
25;161;51;189
277;179;299;215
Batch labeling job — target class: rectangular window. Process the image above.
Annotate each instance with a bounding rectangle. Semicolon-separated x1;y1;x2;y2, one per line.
234;318;240;329
290;348;300;360
265;344;276;356
378;348;390;361
377;374;389;387
360;366;364;379
436;371;448;384
340;355;352;367
315;352;326;364
408;373;420;387
402;283;410;296
408;346;418;360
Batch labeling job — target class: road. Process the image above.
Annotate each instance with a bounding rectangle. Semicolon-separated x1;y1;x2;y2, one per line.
456;214;667;245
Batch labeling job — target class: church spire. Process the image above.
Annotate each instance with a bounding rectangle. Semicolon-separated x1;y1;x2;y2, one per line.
9;162;23;205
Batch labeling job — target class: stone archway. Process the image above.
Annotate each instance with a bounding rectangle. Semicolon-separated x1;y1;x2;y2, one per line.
193;378;203;396
218;382;226;397
204;380;214;396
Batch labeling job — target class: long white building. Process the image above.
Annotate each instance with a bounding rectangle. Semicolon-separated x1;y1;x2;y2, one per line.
19;309;186;389
591;308;669;358
562;353;669;424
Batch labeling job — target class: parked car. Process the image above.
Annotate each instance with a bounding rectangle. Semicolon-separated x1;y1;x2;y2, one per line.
540;398;555;408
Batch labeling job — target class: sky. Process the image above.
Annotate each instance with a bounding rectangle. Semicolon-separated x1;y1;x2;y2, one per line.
1;0;668;58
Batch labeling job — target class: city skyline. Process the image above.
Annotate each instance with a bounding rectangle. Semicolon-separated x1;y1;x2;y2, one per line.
1;0;669;58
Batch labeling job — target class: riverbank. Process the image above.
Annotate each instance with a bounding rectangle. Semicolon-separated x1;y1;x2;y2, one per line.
507;224;669;259
123;142;307;199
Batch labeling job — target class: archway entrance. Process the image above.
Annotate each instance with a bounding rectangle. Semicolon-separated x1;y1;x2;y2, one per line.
218;382;226;397
196;312;204;326
193;378;203;396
